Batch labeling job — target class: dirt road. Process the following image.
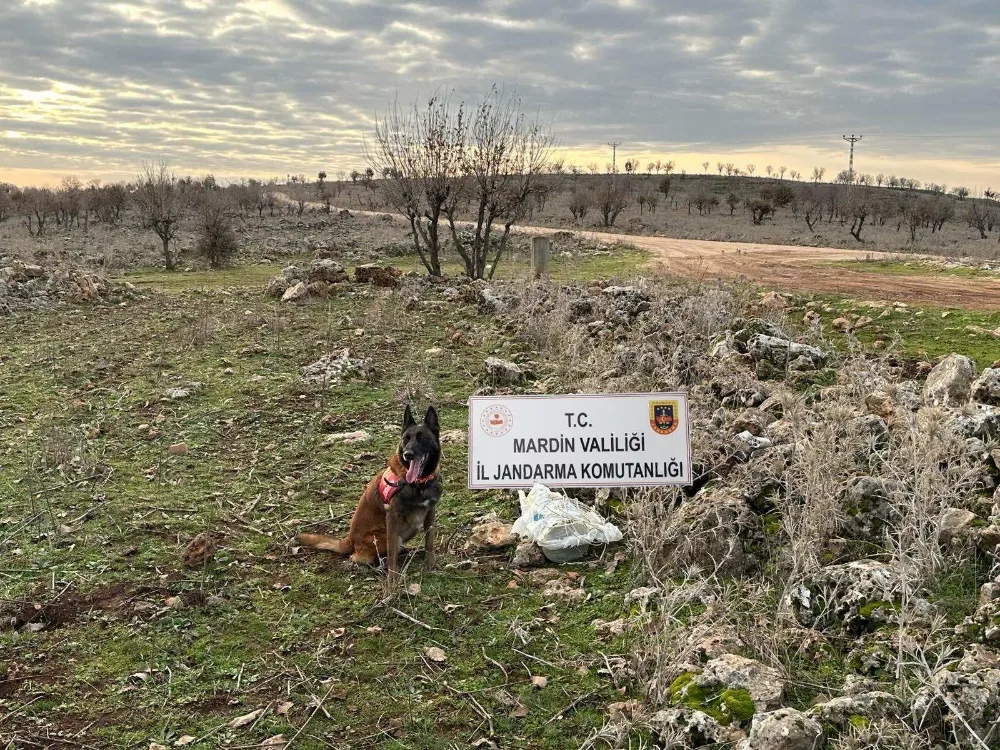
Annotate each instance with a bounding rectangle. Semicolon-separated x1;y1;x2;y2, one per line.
527;226;1000;311
285;196;1000;310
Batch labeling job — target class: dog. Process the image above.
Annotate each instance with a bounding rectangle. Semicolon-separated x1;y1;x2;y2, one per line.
297;405;442;582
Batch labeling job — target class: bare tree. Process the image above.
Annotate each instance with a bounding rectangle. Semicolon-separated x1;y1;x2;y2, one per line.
746;164;756;177
662;160;675;176
194;189;239;269
716;161;724;176
367;92;465;276
702;161;710;174
800;188;822;232
568;189;592;221
446;87;554;279
765;165;773;177
134;160;188;271
812;166;826;183
778;166;787;179
965;199;994;240
950;186;970;200
595;178;629;227
725;191;740;216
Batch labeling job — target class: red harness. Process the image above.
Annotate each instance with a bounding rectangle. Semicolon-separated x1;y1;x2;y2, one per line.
377;468;438;505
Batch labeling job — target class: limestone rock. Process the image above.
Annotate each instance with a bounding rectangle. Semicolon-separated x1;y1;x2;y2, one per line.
924;354;976;406
738;708;823;750
972;368;1000;405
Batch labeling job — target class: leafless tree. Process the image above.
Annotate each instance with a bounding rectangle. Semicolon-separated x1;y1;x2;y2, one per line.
965;199;995;240
875;173;886;188
18;187;54;236
367;92;466;276
725;191;740;216
702;161;710;174
0;184;13;223
134;160;189;271
765;165;772;177
950;186;970;200
716;161;724;176
724;162;735;176
778;166;787;179
746;164;756;177
746;198;773;225
568;189;592;221
596;178;629;227
800;188;822;232
846;192;870;242
645;191;659;214
812;166;826;183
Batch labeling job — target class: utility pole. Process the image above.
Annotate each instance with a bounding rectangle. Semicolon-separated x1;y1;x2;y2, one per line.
842;134;862;186
607;141;622;174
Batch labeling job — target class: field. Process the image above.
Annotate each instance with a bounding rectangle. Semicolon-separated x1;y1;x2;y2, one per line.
3;209;1000;750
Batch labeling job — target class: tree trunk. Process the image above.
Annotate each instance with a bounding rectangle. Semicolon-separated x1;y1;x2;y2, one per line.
162;235;174;271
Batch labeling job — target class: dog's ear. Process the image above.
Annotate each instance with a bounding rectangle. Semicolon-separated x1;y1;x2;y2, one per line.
424;405;440;435
403;404;416;431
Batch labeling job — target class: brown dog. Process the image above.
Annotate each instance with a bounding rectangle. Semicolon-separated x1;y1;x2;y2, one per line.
297;405;442;581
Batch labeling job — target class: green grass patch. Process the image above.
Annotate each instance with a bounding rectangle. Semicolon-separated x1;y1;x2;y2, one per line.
824;259;1000;279
0;267;642;748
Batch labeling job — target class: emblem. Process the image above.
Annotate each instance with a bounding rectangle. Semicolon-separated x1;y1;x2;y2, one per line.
649;400;679;435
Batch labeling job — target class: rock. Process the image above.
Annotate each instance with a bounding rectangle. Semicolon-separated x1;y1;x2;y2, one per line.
167;443;189;456
939;508;976;545
601;285;651;318
354;264;401;288
789;559;935;632
865;391;896;420
853;315;873;330
655;489;763;577
541;576;586;603
951;406;1000;442
843;477;900;540
747;334;825;371
511;541;546;568
831;317;851;332
281;281;308;302
924;354;976;406
484;357;525;385
759;291;786;310
973;368;1000;405
302;349;370;386
808;691;903;729
264;276;291;297
697;654;785;712
912;661;1000;746
739;708;823;750
323;430;371;445
464;521;515;551
649;707;737;746
477;286;508;314
308;259;348;284
607;700;641;723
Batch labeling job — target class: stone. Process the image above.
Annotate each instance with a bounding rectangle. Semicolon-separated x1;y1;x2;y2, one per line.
649;708;735;746
484;357;525;385
511;541;546;568
739;708;823;750
939;508;976;545
831;317;851;332
952;406;1000;442
912;662;1000;746
464;521;515;551
747;334;825;370
789;559;935;632
924;353;976;407
654;489;763;577
323;430;371;445
808;691;903;729
354;264;402;288
853;315;873;330
759;291;786;310
167;443;189;455
697;654;785;712
308;259;347;284
281;281;308;302
264;276;291;298
972;368;1000;405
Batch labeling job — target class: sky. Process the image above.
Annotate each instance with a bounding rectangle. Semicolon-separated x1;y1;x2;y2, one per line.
1;0;999;190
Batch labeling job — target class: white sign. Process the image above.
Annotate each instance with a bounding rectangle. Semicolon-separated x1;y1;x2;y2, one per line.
467;393;692;489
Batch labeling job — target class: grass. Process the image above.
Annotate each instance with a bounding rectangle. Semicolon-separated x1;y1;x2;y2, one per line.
793;294;1000;365
0;268;645;748
824;259;1000;279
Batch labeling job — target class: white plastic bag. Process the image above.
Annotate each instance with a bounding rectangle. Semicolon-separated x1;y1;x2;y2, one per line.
512;483;623;561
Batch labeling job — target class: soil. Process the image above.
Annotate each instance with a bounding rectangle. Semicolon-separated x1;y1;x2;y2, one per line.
550;229;1000;311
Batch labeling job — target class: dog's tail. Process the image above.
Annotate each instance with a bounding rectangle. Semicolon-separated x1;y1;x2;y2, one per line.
296;532;352;554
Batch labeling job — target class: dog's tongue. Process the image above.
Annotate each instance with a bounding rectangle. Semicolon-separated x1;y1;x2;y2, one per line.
406;457;425;483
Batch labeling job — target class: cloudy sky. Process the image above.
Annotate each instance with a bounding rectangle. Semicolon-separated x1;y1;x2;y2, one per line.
1;0;998;189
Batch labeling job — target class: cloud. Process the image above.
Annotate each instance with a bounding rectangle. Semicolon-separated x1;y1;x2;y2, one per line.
1;0;998;187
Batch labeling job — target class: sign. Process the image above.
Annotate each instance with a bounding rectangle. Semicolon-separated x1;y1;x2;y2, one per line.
467;393;692;489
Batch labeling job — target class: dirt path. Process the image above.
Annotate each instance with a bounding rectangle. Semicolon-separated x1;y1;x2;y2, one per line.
283;196;1000;310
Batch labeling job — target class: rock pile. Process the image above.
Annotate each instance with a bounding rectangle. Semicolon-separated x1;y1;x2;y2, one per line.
0;260;142;314
264;261;403;301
